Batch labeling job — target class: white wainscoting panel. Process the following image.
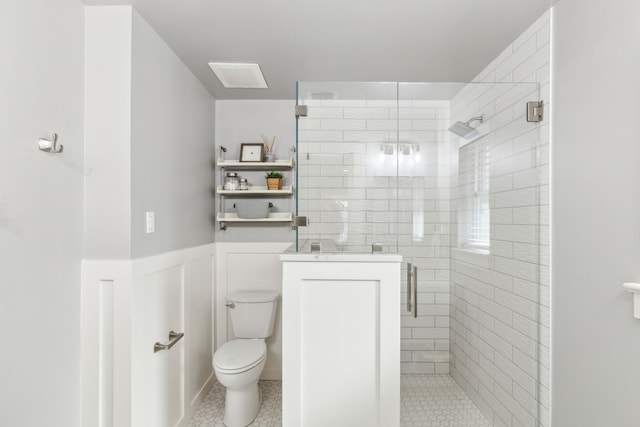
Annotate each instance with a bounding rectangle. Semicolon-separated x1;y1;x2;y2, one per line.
98;280;115;427
81;260;132;427
185;256;214;407
132;265;185;427
81;243;215;427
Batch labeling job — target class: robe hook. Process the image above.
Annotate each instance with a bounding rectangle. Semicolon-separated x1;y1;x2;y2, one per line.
38;133;63;153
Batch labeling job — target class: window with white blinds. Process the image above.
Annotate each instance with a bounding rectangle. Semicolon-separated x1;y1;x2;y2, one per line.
457;140;490;250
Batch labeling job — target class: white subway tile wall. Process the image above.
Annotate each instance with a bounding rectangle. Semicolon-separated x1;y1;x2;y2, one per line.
297;93;453;374
449;11;550;427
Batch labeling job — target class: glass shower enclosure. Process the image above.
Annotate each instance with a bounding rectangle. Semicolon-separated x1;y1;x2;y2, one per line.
294;80;548;426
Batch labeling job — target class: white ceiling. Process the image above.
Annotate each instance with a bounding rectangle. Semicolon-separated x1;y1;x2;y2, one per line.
83;0;552;100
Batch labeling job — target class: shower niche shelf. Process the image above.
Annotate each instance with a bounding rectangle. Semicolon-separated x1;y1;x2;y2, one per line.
216;157;295;230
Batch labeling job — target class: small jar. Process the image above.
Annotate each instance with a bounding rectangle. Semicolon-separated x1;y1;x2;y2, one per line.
238;178;249;191
223;172;239;191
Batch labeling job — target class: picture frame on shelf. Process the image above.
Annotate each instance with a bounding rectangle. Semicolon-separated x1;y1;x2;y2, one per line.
239;143;264;162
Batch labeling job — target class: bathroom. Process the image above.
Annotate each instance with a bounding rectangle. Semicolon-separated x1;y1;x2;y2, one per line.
3;1;640;427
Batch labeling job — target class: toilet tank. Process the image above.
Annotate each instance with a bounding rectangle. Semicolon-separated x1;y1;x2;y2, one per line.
227;291;279;339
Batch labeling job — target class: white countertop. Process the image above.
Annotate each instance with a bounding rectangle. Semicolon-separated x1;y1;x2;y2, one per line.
280;252;402;263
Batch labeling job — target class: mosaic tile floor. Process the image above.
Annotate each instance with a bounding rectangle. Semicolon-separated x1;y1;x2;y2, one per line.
401;375;491;427
188;374;491;427
188;380;281;427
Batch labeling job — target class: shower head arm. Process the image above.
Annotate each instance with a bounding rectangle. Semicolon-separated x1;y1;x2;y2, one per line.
466;115;484;125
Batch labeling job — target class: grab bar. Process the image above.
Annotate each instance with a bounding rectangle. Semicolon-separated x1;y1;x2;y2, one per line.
154;330;184;353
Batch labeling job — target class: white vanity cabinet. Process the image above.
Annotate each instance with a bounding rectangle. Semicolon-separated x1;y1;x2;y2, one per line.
281;253;401;427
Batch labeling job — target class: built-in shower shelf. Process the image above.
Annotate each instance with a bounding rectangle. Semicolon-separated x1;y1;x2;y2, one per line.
216;185;293;196
216;158;293;169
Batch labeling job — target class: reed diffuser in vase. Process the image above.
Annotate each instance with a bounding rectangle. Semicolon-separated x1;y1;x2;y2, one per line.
261;133;276;162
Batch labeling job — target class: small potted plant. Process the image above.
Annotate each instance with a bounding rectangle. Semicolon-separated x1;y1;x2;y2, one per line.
265;171;283;190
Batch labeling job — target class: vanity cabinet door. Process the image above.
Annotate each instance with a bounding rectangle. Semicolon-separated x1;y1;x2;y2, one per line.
282;259;400;427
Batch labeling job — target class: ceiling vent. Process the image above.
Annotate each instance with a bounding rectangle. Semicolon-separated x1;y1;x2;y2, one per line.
208;62;268;89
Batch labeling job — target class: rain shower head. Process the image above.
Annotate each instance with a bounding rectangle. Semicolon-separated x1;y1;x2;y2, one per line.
448;115;484;139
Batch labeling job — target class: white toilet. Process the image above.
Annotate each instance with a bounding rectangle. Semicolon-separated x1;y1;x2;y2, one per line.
213;290;279;427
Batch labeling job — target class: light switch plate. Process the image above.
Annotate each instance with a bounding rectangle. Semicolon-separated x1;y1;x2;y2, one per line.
146;212;155;233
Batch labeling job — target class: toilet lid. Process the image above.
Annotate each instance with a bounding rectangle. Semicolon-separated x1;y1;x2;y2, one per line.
213;340;266;373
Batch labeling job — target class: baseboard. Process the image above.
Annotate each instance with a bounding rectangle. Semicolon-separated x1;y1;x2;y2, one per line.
261;368;282;381
180;372;216;427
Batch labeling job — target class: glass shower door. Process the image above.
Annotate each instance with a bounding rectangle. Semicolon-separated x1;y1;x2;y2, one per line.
295;81;400;253
294;81;549;426
395;82;460;374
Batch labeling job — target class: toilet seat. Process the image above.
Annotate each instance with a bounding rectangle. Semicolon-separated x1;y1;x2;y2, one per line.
214;339;266;374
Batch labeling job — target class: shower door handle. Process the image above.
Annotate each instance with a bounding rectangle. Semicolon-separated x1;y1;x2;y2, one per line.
412;265;418;318
407;263;418;318
407;263;413;313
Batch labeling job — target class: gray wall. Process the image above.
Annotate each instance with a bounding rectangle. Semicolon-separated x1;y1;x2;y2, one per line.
84;7;215;259
551;0;640;426
84;6;133;259
131;11;215;257
0;0;85;426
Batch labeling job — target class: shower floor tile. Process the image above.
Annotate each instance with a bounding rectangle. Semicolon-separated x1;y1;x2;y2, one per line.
401;374;491;427
188;374;490;427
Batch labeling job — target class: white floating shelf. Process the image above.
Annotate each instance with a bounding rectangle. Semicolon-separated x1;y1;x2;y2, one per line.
217;158;293;169
623;282;640;319
216;185;293;196
217;212;293;223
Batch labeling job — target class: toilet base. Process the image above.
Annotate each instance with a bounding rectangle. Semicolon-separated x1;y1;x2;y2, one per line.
223;382;261;427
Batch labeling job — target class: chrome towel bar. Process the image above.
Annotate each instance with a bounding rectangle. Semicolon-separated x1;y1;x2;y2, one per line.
154;330;184;353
